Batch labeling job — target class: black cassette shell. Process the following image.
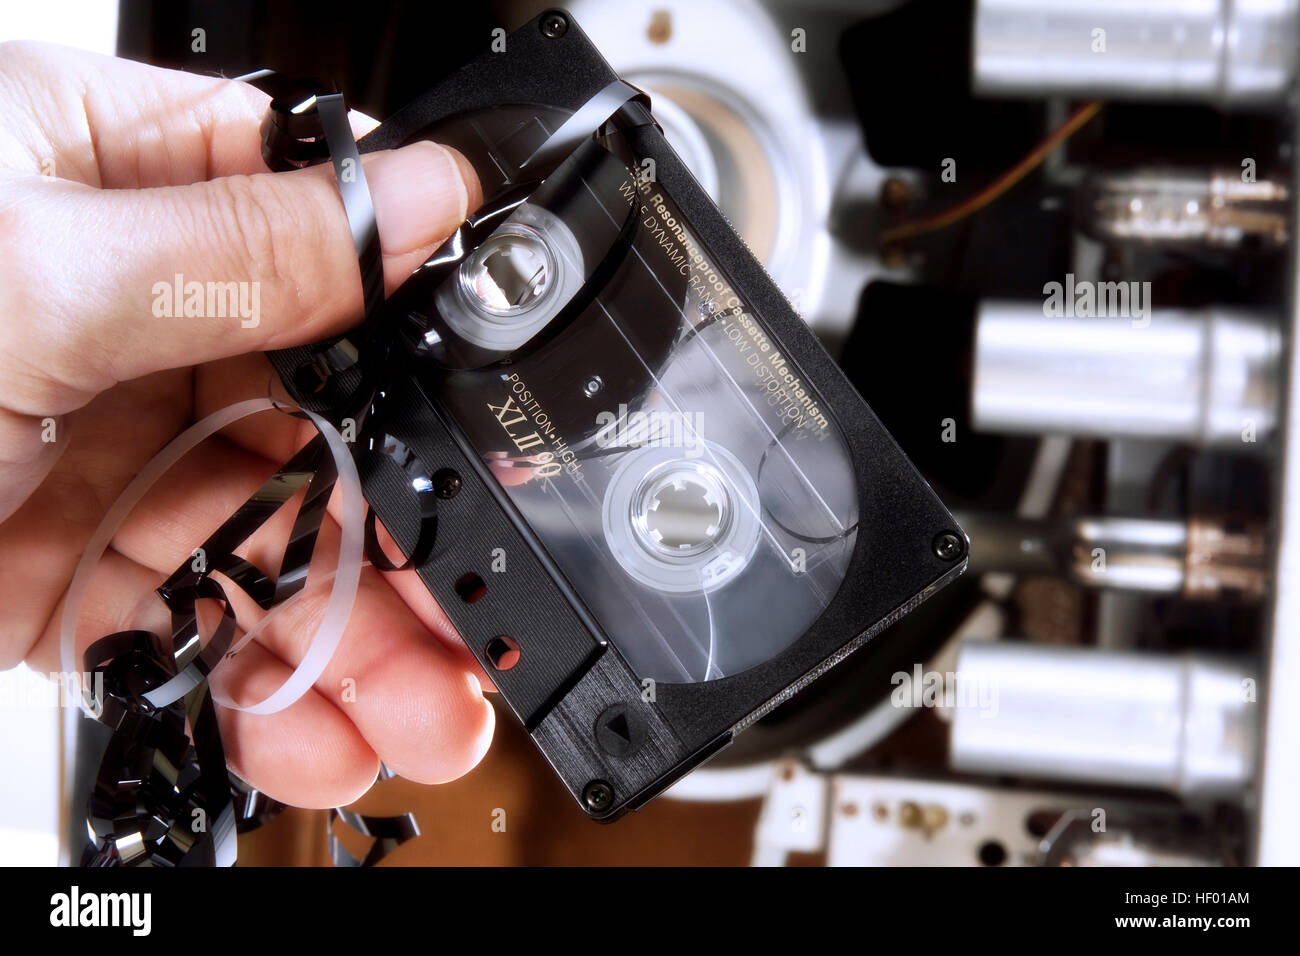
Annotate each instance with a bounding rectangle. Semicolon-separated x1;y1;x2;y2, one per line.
269;9;967;819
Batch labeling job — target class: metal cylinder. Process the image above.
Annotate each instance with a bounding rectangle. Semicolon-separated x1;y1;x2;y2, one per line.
960;512;1269;599
972;302;1281;445
950;641;1256;795
973;0;1299;107
1082;168;1289;249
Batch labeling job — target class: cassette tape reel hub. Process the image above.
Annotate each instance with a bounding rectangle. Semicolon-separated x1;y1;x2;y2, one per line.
603;442;763;595
461;225;554;314
440;204;584;352
635;460;731;558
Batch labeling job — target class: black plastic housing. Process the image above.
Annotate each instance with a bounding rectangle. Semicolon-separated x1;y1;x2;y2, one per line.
270;9;966;820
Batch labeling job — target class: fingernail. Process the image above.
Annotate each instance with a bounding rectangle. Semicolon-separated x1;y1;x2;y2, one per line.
365;141;482;255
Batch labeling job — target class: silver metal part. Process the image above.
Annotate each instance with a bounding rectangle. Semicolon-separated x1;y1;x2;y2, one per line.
567;0;903;343
1037;809;1218;866
950;641;1257;796
972;302;1281;445
1083;168;1289;249
973;0;1300;107
959;512;1269;599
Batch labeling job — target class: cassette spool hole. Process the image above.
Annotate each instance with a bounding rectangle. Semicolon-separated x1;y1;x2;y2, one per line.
603;443;763;596
459;226;555;317
633;463;732;558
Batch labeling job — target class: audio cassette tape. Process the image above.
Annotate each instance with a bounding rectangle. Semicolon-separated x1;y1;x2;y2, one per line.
269;9;967;820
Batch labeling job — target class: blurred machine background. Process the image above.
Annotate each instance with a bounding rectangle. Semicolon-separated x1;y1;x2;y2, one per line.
3;0;1295;865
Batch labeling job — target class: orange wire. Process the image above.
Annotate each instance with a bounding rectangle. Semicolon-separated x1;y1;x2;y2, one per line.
879;101;1104;245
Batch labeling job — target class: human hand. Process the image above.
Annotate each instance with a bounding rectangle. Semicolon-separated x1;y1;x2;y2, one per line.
0;42;495;808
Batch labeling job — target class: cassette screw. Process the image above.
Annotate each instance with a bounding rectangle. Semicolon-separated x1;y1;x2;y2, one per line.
933;531;964;561
433;469;462;499
583;376;603;398
540;12;568;38
583;780;614;812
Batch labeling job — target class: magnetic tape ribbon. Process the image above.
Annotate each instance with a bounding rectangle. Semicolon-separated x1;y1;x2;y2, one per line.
326;766;420;867
369;84;661;488
393;82;657;374
245;73;436;576
239;72;385;391
258;74;659;645
328;807;420;868
264;78;655;418
72;68;380;865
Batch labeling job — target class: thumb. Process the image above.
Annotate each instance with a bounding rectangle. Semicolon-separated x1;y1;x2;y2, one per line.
10;139;480;406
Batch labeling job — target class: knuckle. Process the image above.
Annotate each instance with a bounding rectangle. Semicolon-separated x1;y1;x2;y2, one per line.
205;173;287;289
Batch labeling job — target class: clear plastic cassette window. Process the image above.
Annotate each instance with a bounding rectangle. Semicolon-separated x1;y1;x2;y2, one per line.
412;108;860;683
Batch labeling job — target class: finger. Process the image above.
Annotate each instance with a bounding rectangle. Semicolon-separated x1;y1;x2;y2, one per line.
4;139;480;414
242;552;497;785
24;544;174;676
0;40;377;187
377;564;498;694
195;353;316;464
100;428;478;672
214;637;380;808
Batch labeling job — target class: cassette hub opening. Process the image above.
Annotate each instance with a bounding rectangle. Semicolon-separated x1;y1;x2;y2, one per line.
632;461;732;558
602;443;763;596
458;224;556;316
437;204;584;353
